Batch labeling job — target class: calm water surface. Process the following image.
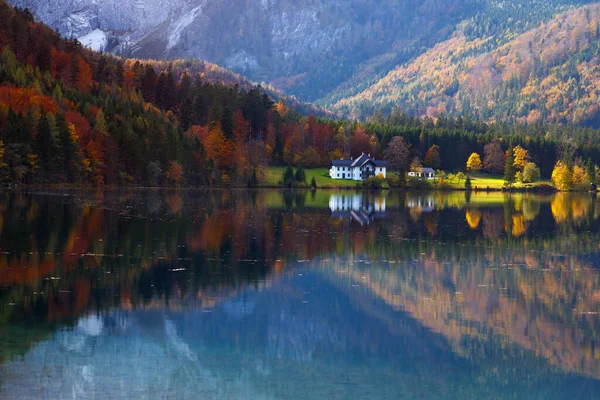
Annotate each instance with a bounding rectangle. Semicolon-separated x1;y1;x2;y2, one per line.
1;189;600;399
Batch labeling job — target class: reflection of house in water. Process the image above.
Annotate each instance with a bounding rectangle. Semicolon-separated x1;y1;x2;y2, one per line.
329;193;387;225
407;195;435;213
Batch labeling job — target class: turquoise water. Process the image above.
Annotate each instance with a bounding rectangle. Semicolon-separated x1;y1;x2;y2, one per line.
1;190;600;399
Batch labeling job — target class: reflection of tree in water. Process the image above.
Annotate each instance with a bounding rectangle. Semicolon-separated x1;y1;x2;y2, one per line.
423;213;439;236
2;190;600;367
482;210;504;239
465;209;481;230
551;193;596;225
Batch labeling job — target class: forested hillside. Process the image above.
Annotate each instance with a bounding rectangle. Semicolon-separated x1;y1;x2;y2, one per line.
11;0;596;112
0;1;281;185
2;0;600;188
333;3;600;126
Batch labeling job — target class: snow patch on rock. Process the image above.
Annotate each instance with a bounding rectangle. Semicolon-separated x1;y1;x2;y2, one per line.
78;29;108;51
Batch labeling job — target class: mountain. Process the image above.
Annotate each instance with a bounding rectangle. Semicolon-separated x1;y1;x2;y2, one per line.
9;0;600;124
7;0;484;102
331;2;600;126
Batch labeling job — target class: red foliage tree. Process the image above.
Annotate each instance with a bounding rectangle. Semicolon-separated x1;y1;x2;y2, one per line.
351;125;371;157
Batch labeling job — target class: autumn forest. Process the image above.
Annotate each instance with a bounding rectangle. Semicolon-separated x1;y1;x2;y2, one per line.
1;1;600;187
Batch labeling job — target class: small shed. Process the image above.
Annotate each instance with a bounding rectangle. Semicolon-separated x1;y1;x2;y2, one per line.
408;167;436;180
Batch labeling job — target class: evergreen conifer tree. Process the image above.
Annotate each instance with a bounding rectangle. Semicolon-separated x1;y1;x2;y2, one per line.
504;147;516;185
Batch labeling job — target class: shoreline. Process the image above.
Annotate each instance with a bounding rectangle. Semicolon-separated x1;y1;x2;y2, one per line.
0;183;582;193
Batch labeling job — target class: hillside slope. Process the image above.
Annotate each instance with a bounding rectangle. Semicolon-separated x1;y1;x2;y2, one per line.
9;0;597;113
3;0;493;102
332;3;600;126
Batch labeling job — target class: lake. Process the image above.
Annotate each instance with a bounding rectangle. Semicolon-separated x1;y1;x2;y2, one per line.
1;189;600;399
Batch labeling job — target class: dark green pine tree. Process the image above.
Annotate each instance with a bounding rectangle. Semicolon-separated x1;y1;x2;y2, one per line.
191;92;207;126
56;114;77;182
141;65;157;103
208;102;223;127
34;40;52;72
586;158;595;184
504;146;516;185
283;166;295;186
36;114;55;176
155;72;167;109
69;54;80;88
178;72;192;103
180;97;193;131
132;61;144;91
95;55;107;84
4;109;29;143
295;167;306;183
164;65;178;111
465;175;472;191
221;104;234;139
115;60;125;87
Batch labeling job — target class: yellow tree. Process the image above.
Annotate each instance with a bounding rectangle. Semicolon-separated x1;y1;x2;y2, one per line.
572;165;587;185
551;161;573;191
466;153;482;172
513;145;530;171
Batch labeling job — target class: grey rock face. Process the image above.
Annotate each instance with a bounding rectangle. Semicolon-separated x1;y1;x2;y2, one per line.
8;0;475;100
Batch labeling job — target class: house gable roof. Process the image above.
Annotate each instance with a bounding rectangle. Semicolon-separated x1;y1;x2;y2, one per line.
411;167;435;173
331;160;353;167
332;154;388;168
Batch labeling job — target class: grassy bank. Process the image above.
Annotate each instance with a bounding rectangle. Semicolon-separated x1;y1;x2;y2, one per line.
264;167;367;189
262;168;556;191
440;173;554;191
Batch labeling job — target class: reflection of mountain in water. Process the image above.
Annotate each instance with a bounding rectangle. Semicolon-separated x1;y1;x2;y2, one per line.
3;190;600;398
329;193;386;225
2;268;600;399
317;254;600;382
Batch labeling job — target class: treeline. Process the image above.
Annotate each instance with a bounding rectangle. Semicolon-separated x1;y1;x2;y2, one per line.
1;1;600;187
366;110;600;179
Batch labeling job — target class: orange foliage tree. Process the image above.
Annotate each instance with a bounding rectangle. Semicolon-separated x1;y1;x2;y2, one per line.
203;123;235;169
167;161;183;185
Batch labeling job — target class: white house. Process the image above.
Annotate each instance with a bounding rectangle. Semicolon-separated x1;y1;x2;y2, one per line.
408;167;436;180
329;153;388;181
